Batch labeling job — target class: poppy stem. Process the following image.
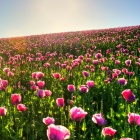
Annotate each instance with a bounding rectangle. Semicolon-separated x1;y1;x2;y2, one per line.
76;121;80;138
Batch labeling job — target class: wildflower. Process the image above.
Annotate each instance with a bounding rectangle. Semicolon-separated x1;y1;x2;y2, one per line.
47;124;70;140
70;106;87;121
92;113;106;126
67;84;75;92
102;127;116;139
122;89;136;103
17;104;27;112
43;117;55;125
56;98;65;107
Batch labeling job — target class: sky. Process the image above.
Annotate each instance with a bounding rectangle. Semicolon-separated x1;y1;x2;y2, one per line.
0;0;140;38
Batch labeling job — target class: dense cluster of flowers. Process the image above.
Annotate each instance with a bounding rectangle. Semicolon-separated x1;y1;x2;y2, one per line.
0;25;140;139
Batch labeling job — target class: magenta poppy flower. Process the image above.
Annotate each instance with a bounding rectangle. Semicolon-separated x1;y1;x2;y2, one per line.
3;68;10;73
86;81;94;88
125;60;131;66
67;84;75;92
92;60;98;65
113;69;121;75
127;71;134;76
122;89;136;103
102;127;116;138
70;106;87;121
122;68;128;74
11;94;21;105
78;55;84;60
0;79;8;91
95;53;102;59
128;113;140;125
29;80;35;86
17;104;27;112
115;60;120;65
101;66;108;71
36;72;44;79
44;90;52;96
43;117;55;125
43;62;50;68
0;107;7;116
7;71;14;77
47;124;70;140
82;71;90;77
79;85;89;93
69;100;74;106
60;77;66;81
31;85;38;91
56;98;65;107
61;64;67;69
135;62;140;66
86;58;91;62
112;73;118;79
55;61;61;66
53;73;61;79
32;72;37;79
118;78;127;85
37;80;45;89
37;89;45;98
92;113;106;126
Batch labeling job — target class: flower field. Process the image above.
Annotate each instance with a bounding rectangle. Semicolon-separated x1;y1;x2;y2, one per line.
0;25;140;140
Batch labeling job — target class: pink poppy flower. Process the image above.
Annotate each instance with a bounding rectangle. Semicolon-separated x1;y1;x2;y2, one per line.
112;73;118;79
122;68;128;74
3;68;10;73
11;94;21;105
82;71;90;77
17;104;27;112
0;107;7;116
70;106;87;121
61;64;67;69
37;89;45;98
113;69;121;75
0;79;8;90
86;58;91;62
67;84;75;92
69;100;74;106
122;89;136;103
92;113;106;126
128;113;140;125
47;124;70;140
79;85;89;93
118;78;127;85
55;62;61;66
66;66;72;71
95;53;102;59
53;73;61;79
44;90;52;96
7;71;14;77
37;80;45;89
31;85;38;91
92;60;98;65
102;127;116;138
43;117;55;125
43;62;50;68
36;72;44;79
56;98;65;107
115;60;120;65
86;81;94;88
29;80;35;86
125;60;131;66
32;72;37;79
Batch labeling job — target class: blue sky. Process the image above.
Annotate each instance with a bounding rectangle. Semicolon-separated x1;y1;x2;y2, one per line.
0;0;140;38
